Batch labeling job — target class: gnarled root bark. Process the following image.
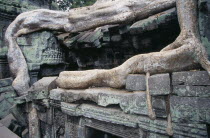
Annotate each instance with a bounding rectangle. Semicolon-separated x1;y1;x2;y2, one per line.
5;0;175;95
146;72;156;120
56;0;210;89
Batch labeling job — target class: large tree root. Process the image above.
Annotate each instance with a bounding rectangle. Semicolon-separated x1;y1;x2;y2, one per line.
56;0;210;89
5;0;175;96
56;37;203;89
4;0;210;94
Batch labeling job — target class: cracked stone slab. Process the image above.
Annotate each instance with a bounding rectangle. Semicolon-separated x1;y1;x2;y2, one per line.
50;87;166;117
172;71;210;86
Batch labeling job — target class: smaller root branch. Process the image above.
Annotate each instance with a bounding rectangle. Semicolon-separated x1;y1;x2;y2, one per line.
146;72;156;120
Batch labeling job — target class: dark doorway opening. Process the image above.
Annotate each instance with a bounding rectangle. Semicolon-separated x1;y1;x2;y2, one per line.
86;127;122;138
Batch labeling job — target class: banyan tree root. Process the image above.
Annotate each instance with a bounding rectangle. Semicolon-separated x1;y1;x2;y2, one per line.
165;95;173;136
5;0;176;96
56;0;210;89
5;0;210;95
166;113;173;136
28;105;41;138
146;72;156;120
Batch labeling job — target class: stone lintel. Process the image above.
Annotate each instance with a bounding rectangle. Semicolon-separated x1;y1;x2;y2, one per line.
51;87;166;117
60;103;207;137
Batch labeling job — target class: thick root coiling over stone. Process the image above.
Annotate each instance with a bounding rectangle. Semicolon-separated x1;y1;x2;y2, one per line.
5;0;176;95
56;0;210;89
5;0;210;95
56;37;201;89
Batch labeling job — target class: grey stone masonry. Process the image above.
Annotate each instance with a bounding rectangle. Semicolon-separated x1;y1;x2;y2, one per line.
173;85;210;97
126;73;171;95
170;96;210;123
172;71;210;86
126;74;146;91
60;103;208;137
172;71;210;97
14;70;210;138
148;73;171;96
0;78;12;88
50;88;167;118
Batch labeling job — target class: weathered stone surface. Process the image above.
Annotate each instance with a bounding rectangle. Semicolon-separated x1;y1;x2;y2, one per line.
58;88;150;116
27;77;57;100
173;85;210;97
17;31;66;84
148;73;170;95
199;0;210;58
0;86;14;94
147;132;169;138
53;108;66;137
40;122;53;138
0;59;10;79
60;103;207;137
21;129;29;138
170;96;210;123
49;89;63;101
10;105;27;127
0;123;20;138
0;114;15;128
51;87;166;117
152;96;167;118
37;108;53;125
0;78;12;87
0;114;24;137
0;91;17;118
64;116;80;138
126;74;146;91
172;71;210;86
80;118;146;138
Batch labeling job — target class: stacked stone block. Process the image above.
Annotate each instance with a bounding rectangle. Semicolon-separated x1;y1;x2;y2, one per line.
0;78;17;119
29;70;209;138
124;71;210;137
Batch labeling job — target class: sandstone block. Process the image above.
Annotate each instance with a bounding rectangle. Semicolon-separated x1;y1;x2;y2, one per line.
172;71;210;86
126;74;146;91
0;78;13;88
149;73;171;95
173;85;210;97
170;96;210;123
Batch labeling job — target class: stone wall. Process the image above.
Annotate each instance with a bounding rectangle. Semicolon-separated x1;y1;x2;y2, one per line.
17;31;67;85
0;1;209;138
0;0;58;79
21;70;210;138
